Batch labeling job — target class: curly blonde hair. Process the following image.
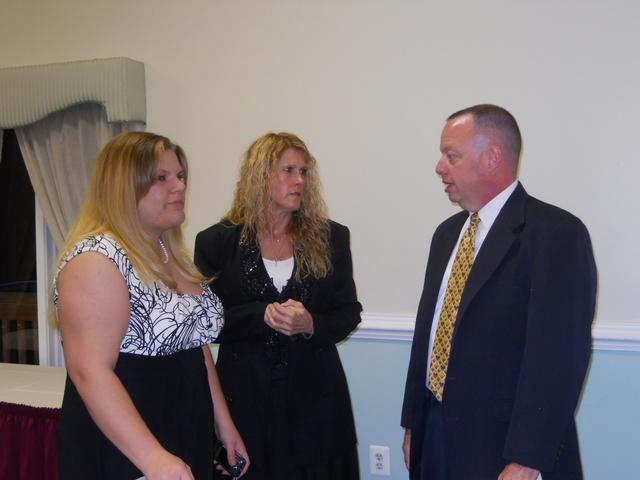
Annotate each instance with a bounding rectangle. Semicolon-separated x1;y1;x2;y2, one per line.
224;132;331;280
55;131;205;293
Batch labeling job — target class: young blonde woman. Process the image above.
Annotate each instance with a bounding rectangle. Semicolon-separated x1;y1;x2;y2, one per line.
54;132;248;480
195;132;361;480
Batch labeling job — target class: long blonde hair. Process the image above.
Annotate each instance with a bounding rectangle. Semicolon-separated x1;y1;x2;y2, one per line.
55;131;204;292
224;132;331;280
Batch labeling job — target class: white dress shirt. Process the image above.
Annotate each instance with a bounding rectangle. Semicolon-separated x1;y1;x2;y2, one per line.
425;180;519;378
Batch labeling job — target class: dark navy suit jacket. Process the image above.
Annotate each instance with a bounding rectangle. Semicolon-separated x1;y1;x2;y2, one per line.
401;183;597;479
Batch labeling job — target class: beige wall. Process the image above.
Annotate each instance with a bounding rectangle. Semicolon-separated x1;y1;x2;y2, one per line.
2;0;638;323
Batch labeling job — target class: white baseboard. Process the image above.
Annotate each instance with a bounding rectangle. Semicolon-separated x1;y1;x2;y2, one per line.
352;313;415;342
591;322;640;352
352;313;640;352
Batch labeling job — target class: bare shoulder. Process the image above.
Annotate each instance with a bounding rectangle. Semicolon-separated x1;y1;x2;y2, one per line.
58;251;127;297
57;252;130;333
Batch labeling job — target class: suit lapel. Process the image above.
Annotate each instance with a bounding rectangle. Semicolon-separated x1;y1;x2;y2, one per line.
435;218;466;285
415;213;466;340
429;216;466;308
456;183;527;323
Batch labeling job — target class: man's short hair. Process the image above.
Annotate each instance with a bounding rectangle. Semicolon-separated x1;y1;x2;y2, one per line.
448;104;522;162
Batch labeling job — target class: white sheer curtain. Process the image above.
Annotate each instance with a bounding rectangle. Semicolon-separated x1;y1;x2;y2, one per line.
15;103;143;248
12;103;143;366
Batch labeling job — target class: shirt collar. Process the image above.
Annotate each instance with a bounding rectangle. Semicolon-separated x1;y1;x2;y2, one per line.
475;180;519;229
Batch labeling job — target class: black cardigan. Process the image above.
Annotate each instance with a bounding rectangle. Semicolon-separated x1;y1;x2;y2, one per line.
194;220;362;469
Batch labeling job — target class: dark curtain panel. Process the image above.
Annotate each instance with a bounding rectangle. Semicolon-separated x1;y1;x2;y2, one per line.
0;130;36;293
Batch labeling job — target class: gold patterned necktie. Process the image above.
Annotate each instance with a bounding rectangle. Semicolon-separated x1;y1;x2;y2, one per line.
428;212;480;402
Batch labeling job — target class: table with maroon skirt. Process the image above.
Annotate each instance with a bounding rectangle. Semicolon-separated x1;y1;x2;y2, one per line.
0;363;65;479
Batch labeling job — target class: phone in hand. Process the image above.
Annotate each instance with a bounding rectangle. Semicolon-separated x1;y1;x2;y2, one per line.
213;441;246;477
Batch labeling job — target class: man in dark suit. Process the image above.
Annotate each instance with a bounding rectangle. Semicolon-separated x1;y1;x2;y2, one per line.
401;104;597;480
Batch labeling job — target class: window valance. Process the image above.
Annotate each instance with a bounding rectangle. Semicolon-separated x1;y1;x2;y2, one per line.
0;57;146;129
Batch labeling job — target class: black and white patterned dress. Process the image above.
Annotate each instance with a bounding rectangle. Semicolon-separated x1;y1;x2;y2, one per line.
54;235;224;479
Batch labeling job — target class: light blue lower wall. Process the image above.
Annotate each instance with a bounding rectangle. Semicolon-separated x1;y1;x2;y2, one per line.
339;339;411;479
338;339;640;480
577;350;640;479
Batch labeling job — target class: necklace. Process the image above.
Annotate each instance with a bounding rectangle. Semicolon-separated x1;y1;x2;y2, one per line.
158;238;169;264
270;229;287;266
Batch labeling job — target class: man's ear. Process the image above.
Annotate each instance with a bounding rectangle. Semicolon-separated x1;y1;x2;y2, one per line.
482;144;503;174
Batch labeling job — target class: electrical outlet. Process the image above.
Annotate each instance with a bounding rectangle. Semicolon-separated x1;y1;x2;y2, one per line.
369;445;390;476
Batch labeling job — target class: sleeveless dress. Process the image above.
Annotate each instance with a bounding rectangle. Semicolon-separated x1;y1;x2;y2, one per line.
54;235;224;479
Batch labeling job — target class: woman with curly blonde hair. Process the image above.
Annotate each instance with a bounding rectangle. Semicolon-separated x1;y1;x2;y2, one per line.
195;132;362;480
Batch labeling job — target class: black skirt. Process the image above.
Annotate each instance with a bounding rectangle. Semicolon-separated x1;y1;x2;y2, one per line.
57;347;214;479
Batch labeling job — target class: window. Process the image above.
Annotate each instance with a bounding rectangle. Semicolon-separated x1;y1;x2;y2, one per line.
0;130;38;364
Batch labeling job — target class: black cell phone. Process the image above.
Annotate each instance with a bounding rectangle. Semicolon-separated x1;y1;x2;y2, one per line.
213;441;246;477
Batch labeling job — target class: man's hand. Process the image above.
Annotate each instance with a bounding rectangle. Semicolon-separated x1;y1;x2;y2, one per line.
402;428;411;471
498;462;540;480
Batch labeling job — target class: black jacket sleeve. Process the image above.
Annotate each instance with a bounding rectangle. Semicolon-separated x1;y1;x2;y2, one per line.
502;217;596;470
308;222;362;346
194;223;271;343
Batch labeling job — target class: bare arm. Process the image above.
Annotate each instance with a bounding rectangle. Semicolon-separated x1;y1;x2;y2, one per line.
58;252;193;480
202;345;250;477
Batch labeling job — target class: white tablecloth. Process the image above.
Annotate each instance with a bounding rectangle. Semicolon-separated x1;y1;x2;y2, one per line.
0;362;65;408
